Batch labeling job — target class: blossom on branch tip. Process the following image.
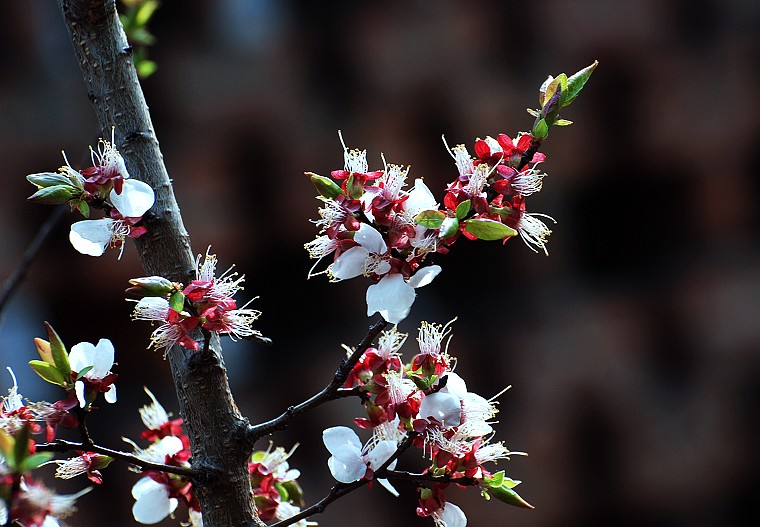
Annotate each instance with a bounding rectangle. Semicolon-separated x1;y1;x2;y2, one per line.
67;339;117;408
365;266;442;325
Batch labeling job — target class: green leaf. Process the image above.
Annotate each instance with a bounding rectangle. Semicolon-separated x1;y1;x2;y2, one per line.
414;210;446;229
308;173;344;199
169;291;185;313
463;218;517;240
20;452;54;472
490;484;534;509
562;60;598;108
439;217;459;239
13;423;31;472
455;199;471;221
136;0;160;26
44;322;71;381
136;59;157;79
76;365;94;380
27;185;78;205
26;172;73;188
28;360;67;387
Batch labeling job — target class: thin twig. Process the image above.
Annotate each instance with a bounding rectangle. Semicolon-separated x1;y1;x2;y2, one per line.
35;438;197;479
246;319;388;443
0;207;67;316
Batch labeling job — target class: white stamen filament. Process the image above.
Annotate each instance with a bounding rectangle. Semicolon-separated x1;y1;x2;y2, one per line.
517;212;556;255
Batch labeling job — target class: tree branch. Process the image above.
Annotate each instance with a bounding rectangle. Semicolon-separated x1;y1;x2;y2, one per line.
57;2;256;525
0;207;67;316
246;319;388;443
35;439;197;479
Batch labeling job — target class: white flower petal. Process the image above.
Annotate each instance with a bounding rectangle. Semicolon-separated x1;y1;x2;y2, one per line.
104;384;117;404
377;477;400;497
366;439;396;473
74;380;87;408
111;179;155;218
89;339;115;378
322;426;362;456
327;454;366;483
69;342;96;372
132;477;178;524
419;392;462;428
329;246;369;280
354;223;387;254
440;372;468;399
442;502;467;527
407;265;442;289
366;274;415;324
69;219;114;256
404;178;437;217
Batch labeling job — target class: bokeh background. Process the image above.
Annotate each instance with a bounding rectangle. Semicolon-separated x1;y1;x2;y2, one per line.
1;1;760;526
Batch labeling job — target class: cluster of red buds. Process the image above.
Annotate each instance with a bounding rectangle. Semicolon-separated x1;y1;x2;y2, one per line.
26;129;155;258
323;321;531;527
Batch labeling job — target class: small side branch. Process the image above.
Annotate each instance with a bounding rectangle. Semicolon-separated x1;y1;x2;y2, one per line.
246;319;388;443
35;439;197;479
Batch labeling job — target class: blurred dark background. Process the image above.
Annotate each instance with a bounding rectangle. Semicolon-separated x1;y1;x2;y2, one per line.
1;1;760;526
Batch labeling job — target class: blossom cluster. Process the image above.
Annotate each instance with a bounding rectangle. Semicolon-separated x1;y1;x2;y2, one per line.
0;367;97;527
322;320;531;527
129;250;262;352
304;130;551;325
26;129;155;258
125;388;309;526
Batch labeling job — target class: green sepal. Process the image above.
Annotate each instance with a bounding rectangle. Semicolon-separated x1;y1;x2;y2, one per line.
463;218;518;240
20;452;54;472
414;210;446;229
532;118;549;140
562;60;598;108
27;185;79;205
308;173;344;199
76;365;94;380
169;291;186;312
26;172;73;188
455;199;471;221
28;360;67;387
44;322;71;382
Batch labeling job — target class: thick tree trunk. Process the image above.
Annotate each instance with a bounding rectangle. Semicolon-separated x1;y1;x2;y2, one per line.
57;2;257;526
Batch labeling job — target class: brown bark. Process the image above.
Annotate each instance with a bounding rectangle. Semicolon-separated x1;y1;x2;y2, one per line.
57;2;257;525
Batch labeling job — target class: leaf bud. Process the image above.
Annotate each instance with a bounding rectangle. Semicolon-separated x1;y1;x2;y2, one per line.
126;276;177;297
